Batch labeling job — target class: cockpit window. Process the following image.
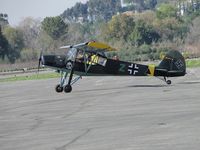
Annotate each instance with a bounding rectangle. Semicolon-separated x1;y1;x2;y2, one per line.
66;48;77;61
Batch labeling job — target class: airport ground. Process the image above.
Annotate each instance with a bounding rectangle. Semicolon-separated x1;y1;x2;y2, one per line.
0;68;200;150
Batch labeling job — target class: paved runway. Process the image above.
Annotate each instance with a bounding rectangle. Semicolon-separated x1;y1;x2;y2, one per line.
0;68;200;150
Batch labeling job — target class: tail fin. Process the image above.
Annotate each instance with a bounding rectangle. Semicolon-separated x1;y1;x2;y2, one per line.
158;50;186;76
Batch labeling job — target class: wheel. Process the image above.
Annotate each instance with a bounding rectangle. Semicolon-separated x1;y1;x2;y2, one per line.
64;84;72;93
55;84;63;93
66;60;73;70
166;80;172;85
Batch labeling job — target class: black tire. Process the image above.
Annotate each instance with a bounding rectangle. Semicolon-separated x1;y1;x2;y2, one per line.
55;84;63;93
64;84;72;93
66;60;73;70
166;80;172;85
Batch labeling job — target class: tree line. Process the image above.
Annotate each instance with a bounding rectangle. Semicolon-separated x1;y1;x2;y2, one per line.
62;0;160;23
1;0;200;64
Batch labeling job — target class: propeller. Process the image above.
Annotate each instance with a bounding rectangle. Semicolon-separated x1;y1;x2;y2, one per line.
37;50;43;74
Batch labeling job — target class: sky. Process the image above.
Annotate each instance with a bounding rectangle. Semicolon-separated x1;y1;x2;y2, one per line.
0;0;88;26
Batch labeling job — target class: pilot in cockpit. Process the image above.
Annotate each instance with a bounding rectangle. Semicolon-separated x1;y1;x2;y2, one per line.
76;50;84;63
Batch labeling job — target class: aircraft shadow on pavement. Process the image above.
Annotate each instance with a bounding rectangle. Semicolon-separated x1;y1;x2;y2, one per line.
75;84;167;93
127;84;167;88
178;81;200;85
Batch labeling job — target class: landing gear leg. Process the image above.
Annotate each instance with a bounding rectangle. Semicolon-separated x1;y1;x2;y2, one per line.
164;76;172;85
64;67;74;93
55;48;79;93
55;71;68;93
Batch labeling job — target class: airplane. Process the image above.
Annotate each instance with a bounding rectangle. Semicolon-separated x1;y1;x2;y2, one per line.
38;41;186;93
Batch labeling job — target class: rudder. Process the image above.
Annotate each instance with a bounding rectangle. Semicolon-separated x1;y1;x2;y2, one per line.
158;50;186;76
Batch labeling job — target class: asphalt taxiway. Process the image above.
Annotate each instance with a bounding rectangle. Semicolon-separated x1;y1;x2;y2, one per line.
0;68;200;150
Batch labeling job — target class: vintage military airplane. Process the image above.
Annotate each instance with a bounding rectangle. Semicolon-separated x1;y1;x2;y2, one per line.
38;41;186;93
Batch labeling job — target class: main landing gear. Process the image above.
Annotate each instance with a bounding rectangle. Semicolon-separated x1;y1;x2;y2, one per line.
55;69;75;93
55;84;72;93
55;68;82;93
54;59;76;93
55;72;75;93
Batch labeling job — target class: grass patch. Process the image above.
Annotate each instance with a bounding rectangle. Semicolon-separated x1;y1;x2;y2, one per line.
186;59;200;68
0;72;60;82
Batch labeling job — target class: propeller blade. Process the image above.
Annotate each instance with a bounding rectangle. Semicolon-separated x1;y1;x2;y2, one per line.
60;42;88;49
37;50;43;74
60;45;72;49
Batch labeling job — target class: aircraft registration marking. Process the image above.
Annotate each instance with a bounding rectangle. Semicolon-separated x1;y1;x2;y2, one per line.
119;64;126;72
98;57;107;66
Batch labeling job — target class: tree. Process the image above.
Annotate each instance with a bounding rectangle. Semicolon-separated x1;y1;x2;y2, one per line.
88;0;121;21
0;26;9;60
41;16;68;40
129;19;160;46
124;0;145;11
145;0;157;9
133;10;156;25
0;13;9;27
103;13;160;46
62;0;122;23
186;16;200;44
156;3;178;19
185;16;200;54
18;17;41;50
16;17;42;61
154;16;188;42
37;30;56;53
3;26;24;63
73;3;88;18
104;14;136;41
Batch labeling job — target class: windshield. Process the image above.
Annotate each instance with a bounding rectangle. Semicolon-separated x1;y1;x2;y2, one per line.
66;48;77;61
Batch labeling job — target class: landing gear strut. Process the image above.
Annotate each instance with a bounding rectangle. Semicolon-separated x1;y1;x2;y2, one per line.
164;77;172;85
55;58;76;93
55;69;74;93
55;48;83;93
62;62;74;93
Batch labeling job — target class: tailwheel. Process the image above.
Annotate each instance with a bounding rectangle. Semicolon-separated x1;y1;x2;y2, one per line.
64;84;72;93
55;84;63;93
166;80;172;85
163;77;172;85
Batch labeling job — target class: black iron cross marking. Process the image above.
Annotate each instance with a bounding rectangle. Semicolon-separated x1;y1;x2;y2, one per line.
175;59;184;70
128;64;139;75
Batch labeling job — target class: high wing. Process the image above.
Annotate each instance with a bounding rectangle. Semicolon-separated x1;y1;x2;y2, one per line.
60;41;117;52
87;41;117;52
